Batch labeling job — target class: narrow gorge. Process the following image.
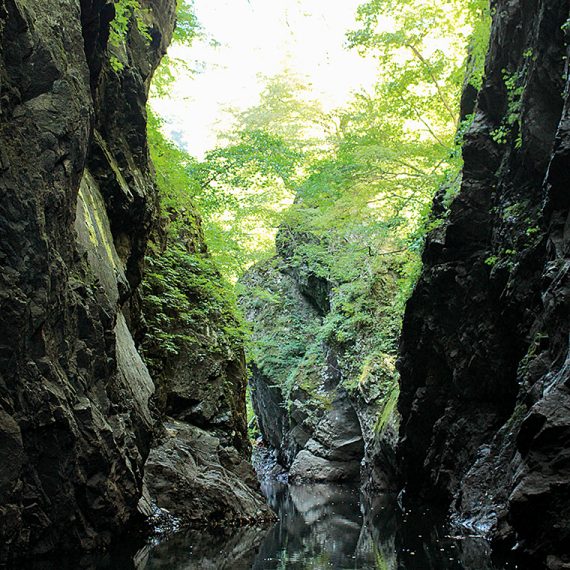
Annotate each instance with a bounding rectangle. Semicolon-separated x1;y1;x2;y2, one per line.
0;0;568;569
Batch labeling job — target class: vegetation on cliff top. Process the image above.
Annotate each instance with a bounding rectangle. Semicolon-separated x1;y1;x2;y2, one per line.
138;3;248;386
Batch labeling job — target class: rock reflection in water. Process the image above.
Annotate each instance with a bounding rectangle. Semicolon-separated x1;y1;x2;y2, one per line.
12;526;264;570
252;481;524;570
14;482;527;569
253;482;364;569
135;526;264;570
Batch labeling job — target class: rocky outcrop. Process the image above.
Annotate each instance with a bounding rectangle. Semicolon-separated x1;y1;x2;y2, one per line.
398;0;570;566
138;207;272;525
243;258;365;483
242;241;399;488
143;420;269;526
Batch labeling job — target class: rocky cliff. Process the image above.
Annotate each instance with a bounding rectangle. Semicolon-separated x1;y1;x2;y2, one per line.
139;213;271;527
0;0;267;561
398;1;569;567
242;230;399;489
0;0;175;558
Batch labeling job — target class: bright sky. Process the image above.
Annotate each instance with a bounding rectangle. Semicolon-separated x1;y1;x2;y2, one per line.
151;0;377;158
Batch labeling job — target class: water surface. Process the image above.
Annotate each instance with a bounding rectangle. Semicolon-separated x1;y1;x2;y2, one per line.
17;481;527;569
128;481;526;570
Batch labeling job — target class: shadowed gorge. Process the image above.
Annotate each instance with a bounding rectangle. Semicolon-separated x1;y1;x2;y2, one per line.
0;0;568;568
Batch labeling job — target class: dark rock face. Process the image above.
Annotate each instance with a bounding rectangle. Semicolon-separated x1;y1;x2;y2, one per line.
155;316;251;456
398;0;569;565
0;0;175;559
138;216;272;525
0;0;270;555
242;252;398;488
143;420;270;527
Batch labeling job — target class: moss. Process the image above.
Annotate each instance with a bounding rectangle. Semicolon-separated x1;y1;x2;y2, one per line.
141;242;247;377
359;357;374;384
374;384;400;435
241;243;405;426
344;351;397;396
78;187;99;248
78;172;121;270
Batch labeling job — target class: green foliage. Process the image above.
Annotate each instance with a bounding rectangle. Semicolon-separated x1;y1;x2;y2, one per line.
141;243;247;376
491;69;525;147
147;0;493;431
231;0;491;424
239;263;321;402
523;48;537;61
143;107;247;379
172;0;199;44
108;0;151;72
490;124;509;145
147;110;202;221
347;0;487;128
465;1;492;90
179;74;320;280
152;0;202;96
231;71;330;150
246;386;259;441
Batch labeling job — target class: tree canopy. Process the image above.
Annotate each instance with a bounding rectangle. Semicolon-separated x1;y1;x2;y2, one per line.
145;0;491;390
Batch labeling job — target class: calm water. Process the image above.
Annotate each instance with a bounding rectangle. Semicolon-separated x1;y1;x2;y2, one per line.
15;481;528;570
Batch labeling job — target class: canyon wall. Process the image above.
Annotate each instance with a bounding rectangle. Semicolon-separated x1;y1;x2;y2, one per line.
398;1;569;567
242;231;399;490
0;0;175;557
0;0;267;560
140;214;270;527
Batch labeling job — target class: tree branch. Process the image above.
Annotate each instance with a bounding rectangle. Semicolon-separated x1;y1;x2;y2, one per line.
406;43;457;123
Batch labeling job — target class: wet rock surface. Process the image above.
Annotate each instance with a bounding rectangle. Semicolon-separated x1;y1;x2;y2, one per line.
398;0;570;565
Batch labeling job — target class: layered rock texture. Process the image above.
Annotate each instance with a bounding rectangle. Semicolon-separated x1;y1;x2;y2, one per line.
398;1;570;567
241;234;399;488
0;0;266;560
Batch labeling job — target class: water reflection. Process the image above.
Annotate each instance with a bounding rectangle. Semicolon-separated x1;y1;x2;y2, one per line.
13;482;528;569
254;483;364;569
251;482;522;570
135;526;264;570
139;481;524;570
